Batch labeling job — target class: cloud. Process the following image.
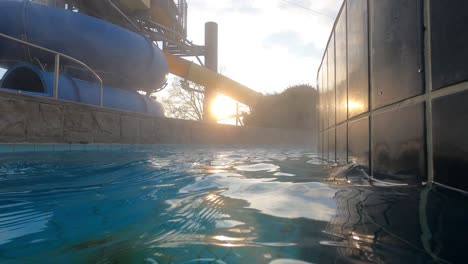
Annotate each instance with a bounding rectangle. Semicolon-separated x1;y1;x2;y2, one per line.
278;0;313;10
182;0;343;92
222;0;261;15
263;30;322;58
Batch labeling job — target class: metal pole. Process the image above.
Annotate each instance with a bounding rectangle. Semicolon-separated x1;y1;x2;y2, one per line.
100;82;104;107
203;21;218;122
54;54;60;99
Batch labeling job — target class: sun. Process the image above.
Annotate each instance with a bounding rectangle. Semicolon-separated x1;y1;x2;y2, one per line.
211;94;237;121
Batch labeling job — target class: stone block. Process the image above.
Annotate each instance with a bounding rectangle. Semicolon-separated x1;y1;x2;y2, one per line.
63;107;93;143
190;121;213;144
26;103;64;143
91;111;121;143
0;98;27;142
139;118;155;144
156;118;191;144
121;115;140;144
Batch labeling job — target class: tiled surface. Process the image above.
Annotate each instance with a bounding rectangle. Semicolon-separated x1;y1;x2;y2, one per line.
370;0;423;109
433;91;468;192
431;0;468;90
328;128;336;163
322;52;329;130
318;67;323;132
319;0;468;193
372;103;426;182
348;117;369;167
328;34;336;128
322;131;329;161
335;6;347;124
347;0;369;118
336;124;347;165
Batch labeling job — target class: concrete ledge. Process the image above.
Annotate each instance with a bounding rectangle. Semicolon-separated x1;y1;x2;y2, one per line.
0;90;317;146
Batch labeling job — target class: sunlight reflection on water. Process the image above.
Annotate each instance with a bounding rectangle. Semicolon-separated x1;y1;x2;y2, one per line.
1;146;461;263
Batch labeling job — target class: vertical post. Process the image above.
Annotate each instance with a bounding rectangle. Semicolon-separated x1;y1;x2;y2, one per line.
203;22;218;122
100;83;103;107
54;54;60;99
423;0;434;183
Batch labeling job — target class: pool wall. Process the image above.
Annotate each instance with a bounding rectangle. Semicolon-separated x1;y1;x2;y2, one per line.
317;0;468;192
0;90;316;146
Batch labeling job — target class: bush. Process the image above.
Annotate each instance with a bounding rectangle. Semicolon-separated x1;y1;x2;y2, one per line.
243;84;318;130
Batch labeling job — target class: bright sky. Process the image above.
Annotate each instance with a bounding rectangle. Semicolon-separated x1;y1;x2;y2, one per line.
185;0;343;94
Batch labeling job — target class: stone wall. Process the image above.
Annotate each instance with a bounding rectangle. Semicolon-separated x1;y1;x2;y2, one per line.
0;90;317;146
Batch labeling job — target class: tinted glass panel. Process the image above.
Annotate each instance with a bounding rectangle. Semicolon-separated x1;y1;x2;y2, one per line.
328;34;336;128
336;123;347;165
329;128;336;163
318;67;323;132
323;131;328;160
431;0;468;90
370;0;423;108
348;117;369;167
322;53;329;130
335;7;347;124
347;0;369;118
373;103;426;183
433;91;468;192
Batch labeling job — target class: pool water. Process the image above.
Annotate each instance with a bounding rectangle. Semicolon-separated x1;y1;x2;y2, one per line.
0;146;466;263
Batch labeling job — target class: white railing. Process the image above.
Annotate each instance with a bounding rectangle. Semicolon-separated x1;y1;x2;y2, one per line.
0;32;104;106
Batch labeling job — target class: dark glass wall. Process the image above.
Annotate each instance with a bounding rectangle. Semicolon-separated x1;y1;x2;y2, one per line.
328;35;336;128
372;104;426;182
322;52;328;130
336;123;347;164
433;91;468;192
329;128;336;163
348;117;369;167
370;0;424;108
318;0;468;192
347;0;368;118
335;5;347;124
430;0;468;90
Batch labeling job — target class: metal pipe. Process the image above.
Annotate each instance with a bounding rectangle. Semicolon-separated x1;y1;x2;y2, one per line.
0;32;104;99
164;51;261;107
54;54;60;99
203;22;218;122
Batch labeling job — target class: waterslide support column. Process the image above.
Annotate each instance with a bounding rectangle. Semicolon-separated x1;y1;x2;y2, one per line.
203;22;218;122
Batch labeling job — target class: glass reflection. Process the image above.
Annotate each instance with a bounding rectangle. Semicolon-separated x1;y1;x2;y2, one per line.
320;165;468;264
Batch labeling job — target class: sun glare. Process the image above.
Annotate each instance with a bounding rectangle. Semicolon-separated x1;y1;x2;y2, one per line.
211;94;237;121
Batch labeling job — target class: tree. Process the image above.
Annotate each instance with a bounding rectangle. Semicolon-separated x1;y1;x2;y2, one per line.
159;78;205;120
243;84;318;130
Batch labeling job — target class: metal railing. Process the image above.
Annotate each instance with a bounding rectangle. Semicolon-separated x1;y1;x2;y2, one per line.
0;32;104;106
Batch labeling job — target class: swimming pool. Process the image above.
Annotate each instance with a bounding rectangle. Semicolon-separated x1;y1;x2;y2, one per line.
0;146;466;263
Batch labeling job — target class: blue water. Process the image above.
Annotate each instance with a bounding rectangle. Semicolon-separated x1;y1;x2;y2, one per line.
0;146;466;263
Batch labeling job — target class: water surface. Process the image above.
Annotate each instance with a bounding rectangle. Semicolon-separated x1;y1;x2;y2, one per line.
0;146;466;263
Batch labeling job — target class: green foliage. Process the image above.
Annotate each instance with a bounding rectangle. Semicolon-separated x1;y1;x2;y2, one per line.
243;84;318;130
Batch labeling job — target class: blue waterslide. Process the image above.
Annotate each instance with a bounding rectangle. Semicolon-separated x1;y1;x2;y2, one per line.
0;63;165;116
0;0;168;92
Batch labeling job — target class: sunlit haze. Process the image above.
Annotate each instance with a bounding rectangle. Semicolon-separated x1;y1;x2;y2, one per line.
186;0;342;93
181;0;342;122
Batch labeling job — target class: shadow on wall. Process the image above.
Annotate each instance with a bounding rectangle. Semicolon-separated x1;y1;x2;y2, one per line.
243;84;318;131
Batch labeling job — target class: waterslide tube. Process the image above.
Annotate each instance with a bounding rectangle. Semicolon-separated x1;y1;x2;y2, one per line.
0;63;164;116
164;52;261;107
0;0;168;92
